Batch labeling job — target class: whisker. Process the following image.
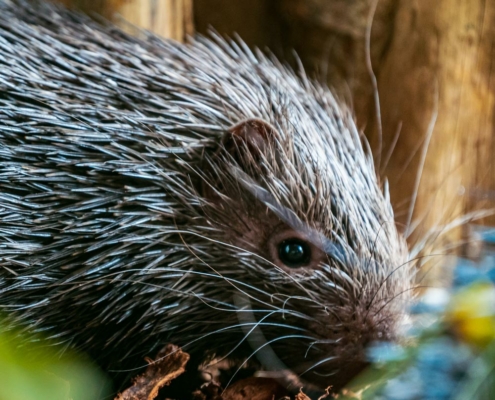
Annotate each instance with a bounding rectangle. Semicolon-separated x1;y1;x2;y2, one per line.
380;121;402;177
365;252;447;312
112;319;308;374
410;209;495;260
299;355;338;378
365;0;383;170
225;334;318;388
372;285;433;319
174;227;324;304
304;338;341;358
405;81;439;236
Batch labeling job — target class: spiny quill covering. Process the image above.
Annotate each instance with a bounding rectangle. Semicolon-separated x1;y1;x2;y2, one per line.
0;0;413;393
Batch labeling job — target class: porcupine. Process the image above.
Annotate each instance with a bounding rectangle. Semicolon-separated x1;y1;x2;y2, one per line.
0;0;413;394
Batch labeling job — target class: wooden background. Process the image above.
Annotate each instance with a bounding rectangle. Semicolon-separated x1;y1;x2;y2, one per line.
56;0;495;282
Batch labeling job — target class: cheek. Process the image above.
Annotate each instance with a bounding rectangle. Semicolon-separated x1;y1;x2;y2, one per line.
215;208;328;272
225;215;272;256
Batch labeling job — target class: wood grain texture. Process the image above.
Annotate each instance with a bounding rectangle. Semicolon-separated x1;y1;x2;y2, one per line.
57;0;194;41
371;0;495;280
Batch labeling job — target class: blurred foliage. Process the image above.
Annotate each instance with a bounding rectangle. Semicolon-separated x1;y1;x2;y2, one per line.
0;320;112;400
340;263;495;400
447;282;495;348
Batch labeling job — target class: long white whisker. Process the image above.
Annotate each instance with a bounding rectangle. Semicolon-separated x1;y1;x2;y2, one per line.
225;334;318;389
299;356;339;378
405;80;439;235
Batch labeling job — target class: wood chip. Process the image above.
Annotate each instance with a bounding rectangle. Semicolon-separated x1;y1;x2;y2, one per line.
222;377;290;400
115;344;190;400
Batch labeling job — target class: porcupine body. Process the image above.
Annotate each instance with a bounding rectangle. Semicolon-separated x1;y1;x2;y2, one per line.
0;0;413;393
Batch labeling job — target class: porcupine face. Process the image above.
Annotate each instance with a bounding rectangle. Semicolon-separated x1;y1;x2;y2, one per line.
195;115;413;390
0;0;413;393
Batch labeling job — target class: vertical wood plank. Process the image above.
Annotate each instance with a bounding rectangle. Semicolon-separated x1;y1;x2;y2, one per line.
57;0;194;41
371;0;495;281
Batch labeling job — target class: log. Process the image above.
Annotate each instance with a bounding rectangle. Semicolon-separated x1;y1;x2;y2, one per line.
275;0;495;279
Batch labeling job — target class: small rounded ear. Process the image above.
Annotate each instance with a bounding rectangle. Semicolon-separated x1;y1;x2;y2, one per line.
222;118;279;160
200;118;279;202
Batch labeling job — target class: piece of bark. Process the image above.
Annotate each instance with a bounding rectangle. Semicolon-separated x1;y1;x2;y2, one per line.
191;381;224;400
222;377;290;400
115;344;189;400
294;392;311;400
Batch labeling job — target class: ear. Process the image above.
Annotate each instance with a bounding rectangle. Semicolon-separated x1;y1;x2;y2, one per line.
222;118;279;161
200;118;279;202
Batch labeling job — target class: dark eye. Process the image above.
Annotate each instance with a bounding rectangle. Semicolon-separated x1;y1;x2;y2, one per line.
277;238;311;268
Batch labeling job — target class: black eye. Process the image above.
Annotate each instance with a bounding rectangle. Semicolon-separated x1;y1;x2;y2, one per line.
278;238;311;268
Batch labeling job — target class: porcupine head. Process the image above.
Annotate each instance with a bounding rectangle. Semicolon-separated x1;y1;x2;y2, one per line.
190;108;412;390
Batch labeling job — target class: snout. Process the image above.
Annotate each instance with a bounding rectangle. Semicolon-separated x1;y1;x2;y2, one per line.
294;301;404;392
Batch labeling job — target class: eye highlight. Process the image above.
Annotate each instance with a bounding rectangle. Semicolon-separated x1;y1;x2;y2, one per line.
277;238;311;268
